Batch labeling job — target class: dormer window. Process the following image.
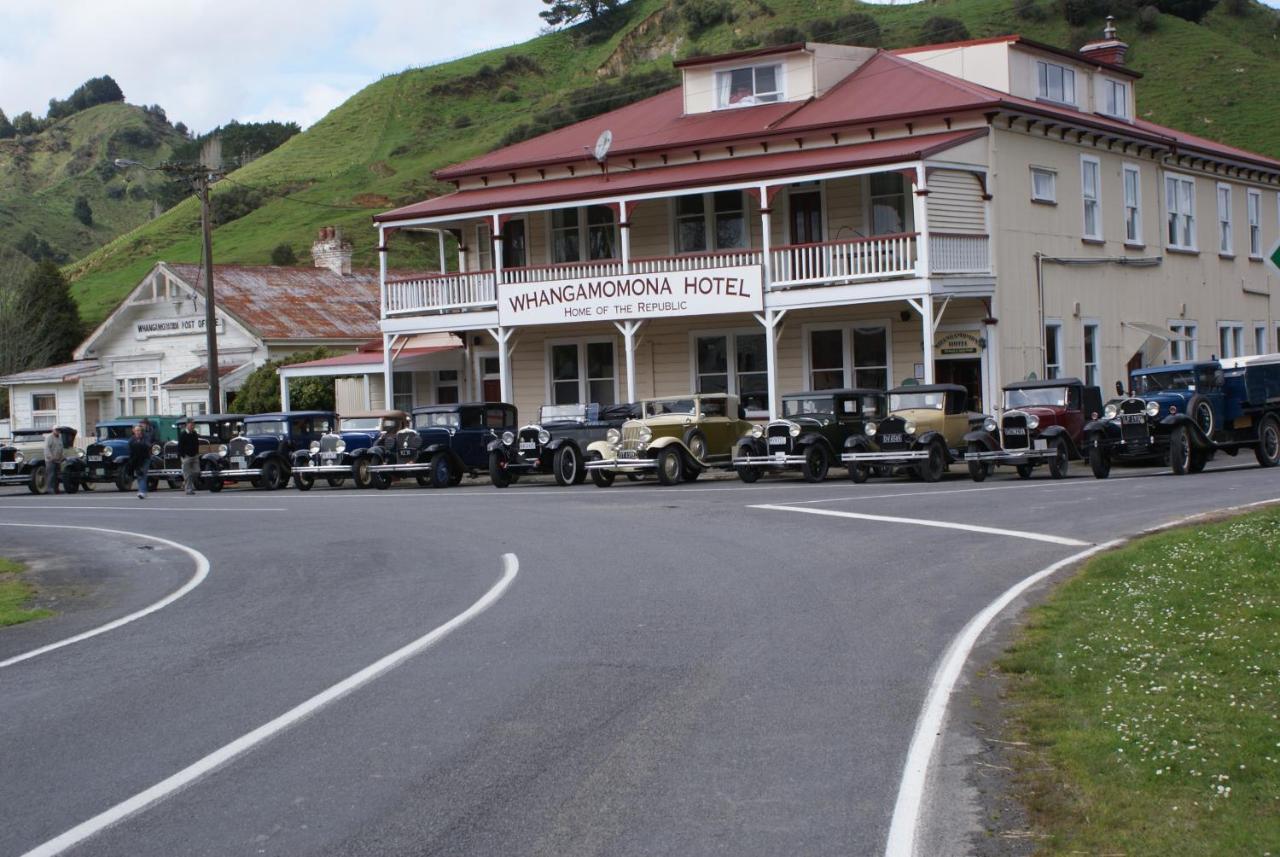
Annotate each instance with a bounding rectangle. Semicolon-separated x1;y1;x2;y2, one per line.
715;64;782;109
1102;79;1128;119
1036;60;1076;106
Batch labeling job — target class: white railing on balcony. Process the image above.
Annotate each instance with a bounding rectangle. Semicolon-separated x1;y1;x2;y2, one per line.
385;271;496;315
630;248;763;274
770;233;918;288
502;260;623;284
929;232;990;274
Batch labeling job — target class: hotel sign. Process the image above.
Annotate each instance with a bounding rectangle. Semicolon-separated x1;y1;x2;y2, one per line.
135;315;225;340
498;265;764;326
935;330;982;356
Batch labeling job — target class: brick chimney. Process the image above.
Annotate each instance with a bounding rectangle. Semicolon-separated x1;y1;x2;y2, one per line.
1079;17;1128;67
311;226;352;276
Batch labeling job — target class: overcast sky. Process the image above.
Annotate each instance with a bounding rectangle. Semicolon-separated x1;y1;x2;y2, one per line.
0;0;548;133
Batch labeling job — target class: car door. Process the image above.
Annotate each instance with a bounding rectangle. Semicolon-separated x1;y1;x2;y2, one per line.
943;391;969;449
697;397;733;457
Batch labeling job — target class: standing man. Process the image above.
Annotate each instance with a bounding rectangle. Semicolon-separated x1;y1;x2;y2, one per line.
42;427;64;495
128;423;151;500
178;418;201;495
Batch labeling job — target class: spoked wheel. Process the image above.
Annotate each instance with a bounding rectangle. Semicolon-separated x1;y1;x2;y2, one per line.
115;471;131;492
967;443;989;483
656;447;684;486
489;450;511;488
1047;438;1070;480
1015;463;1034;480
29;464;47;495
588;451;615;488
293;472;314;491
1169;426;1193;475
683;430;707;464
918;442;946;483
801;444;829;483
1089;443;1111;479
352;457;372;489
735;447;760;483
429;452;452;489
849;463;870;483
326;476;346;488
259;459;285;491
1255;415;1280;468
553;444;581;487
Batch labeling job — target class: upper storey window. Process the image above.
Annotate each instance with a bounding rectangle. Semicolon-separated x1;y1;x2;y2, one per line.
1102;79;1129;119
715;64;782;109
1036;61;1076;106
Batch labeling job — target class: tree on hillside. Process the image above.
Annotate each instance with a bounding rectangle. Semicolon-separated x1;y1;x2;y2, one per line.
46;75;125;121
0;109;14;140
171;120;301;168
233;348;336;414
11;111;38;135
539;0;626;28
270;243;298;265
73;197;93;226
918;16;971;45
0;258;74;384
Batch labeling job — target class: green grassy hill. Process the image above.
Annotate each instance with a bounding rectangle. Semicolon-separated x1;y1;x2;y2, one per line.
0;102;186;269
64;0;1280;325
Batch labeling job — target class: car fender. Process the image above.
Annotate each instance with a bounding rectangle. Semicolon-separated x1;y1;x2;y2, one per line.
485;438;508;455
737;437;766;457
290;449;312;468
1083;418;1120;442
586;439;616;460
962;429;998;451
1160;413;1211;446
648;436;699;466
1037;425;1082;458
200;452;224;469
915;429;946;450
796;431;830;452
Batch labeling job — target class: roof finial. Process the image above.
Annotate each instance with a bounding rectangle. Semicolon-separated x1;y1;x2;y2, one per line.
1104;15;1117;39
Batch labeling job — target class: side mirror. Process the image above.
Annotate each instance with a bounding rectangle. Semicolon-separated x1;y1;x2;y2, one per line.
1115;380;1124;396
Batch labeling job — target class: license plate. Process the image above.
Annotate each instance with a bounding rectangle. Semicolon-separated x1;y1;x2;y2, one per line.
95;468;106;475
768;436;787;446
1004;427;1026;436
230;456;246;467
1121;414;1145;424
88;455;102;462
321;453;337;461
519;441;537;451
880;433;903;444
0;462;14;471
773;451;786;460
1033;438;1048;451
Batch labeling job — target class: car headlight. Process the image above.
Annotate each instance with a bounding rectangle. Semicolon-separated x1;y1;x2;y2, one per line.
217;444;227;457
502;431;515;446
1104;403;1118;419
788;423;801;438
984;417;997;433
904;420;917;436
244;443;255;456
1025;415;1040;430
102;447;113;458
865;421;877;436
606;428;620;444
537;429;551;445
1145;400;1161;417
14;452;24;464
638;426;652;442
151;444;161;456
310;441;321;453
750;424;763;438
334;440;346;453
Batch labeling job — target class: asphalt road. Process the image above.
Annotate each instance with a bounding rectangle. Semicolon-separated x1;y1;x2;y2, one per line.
1;456;1276;857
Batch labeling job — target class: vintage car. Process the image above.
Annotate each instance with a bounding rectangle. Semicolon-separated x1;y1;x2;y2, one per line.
212;411;335;490
963;378;1103;481
369;402;518;489
78;416;182;491
585;394;753;486
150;415;246;491
841;383;979;482
1086;356;1280;477
290;410;409;490
0;426;85;494
487;402;640;487
732;389;886;483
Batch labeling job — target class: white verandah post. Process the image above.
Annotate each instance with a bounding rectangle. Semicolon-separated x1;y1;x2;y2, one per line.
486;327;515;404
279;372;290;412
615;320;644;404
754;309;787;421
913;163;931;277
619;200;631;275
382;332;395;411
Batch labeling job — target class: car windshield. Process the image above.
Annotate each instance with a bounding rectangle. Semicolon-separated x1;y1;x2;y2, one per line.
414;411;460;429
889;392;944;411
539;404;596;423
245;420;287;436
783;397;835;419
1132;370;1196;394
340;417;382;431
15;431;45;442
645;399;696;417
1006;387;1069;408
192;422;235;440
96;425;133;440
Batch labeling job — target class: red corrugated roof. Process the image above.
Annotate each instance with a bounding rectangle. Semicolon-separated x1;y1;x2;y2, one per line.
0;359;100;385
161;363;247;387
283;344;460;370
377;129;986;222
892;34;1140;79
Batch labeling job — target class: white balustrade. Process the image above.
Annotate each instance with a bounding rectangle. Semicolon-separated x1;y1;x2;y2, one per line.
770;234;918;287
502;260;623;284
929;233;990;274
385;271;497;315
630;249;763;274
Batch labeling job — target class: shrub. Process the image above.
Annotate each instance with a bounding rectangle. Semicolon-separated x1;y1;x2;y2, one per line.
270;243;297;265
764;25;807;46
496;87;520;103
73;196;93;226
679;0;732;39
210;184;264;226
918;16;970;44
1013;0;1048;20
452;114;473;129
808;13;882;45
1137;3;1161;28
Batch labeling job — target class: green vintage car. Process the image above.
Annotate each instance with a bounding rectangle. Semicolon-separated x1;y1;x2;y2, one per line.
585;394;753;486
841;383;982;482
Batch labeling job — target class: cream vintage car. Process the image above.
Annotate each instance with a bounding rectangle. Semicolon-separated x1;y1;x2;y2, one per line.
841;383;981;482
585;394;753;486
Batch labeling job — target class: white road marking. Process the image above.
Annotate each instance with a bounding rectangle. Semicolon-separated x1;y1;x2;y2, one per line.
0;504;285;512
20;553;520;857
881;540;1121;857
749;504;1091;546
0;524;210;669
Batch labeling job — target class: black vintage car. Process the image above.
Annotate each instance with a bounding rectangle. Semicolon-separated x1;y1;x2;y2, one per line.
732;389;886;483
290;410;409;490
153;415;246;491
212;411;336;490
369;402;518;489
487;402;639;487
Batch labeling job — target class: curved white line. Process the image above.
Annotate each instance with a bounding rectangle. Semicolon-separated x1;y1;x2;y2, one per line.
20;553;519;857
0;523;210;669
750;504;1091;546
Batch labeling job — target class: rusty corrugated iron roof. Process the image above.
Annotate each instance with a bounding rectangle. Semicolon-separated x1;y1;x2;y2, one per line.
0;359;101;385
161;363;248;387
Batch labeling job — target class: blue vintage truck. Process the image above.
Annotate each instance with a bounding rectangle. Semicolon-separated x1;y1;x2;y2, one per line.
1084;355;1280;476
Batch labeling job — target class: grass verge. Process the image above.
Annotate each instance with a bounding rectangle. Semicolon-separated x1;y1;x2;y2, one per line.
0;557;53;627
998;507;1280;855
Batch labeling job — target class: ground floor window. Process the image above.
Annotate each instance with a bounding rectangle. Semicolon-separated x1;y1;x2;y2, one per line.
116;376;159;416
31;393;56;429
1218;323;1244;359
694;331;767;414
549;341;615;406
1082;322;1100;387
392;371;414;412
435;369;459;405
1170;322;1197;362
183;402;208;417
1044;322;1062;379
807;325;889;391
1254;324;1268;356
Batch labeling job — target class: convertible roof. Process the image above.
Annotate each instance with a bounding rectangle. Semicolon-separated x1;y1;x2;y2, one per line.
1004;377;1084;390
1131;361;1218;374
411;401;510;412
783;388;884;398
886;383;968;395
245;411;335;419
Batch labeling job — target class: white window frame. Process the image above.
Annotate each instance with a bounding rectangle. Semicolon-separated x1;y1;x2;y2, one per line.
865;172;913;236
1082;320;1101;388
1044;320;1063;379
1081;155;1102;240
670;190;751;254
546;205;620;265
784;181;827;245
1122;163;1142;246
1164;173;1196;251
183;401;208;417
1036;60;1077;106
116;375;160;417
1217;182;1233;256
1218;322;1244;359
1247;189;1262;259
31;392;57;429
800;320;895;393
1101;78;1129;120
1254;323;1268;356
1030;166;1057;204
689;327;770;417
545;338;619;407
1169;320;1198;362
432;368;461;405
391;371;416;413
474;222;493;271
714;62;784;110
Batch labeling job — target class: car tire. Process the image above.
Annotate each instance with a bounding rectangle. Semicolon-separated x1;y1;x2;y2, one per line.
849;463;870;483
352;457;372;489
683;430;707;463
1015;463;1034;480
1255;415;1280;468
801;444;829;483
259;459;284;491
553;444;580;487
1169;425;1193;475
735;445;760;483
114;471;131;492
1089;443;1111;479
429;452;452;489
28;464;47;495
625;473;643;482
167;478;181;490
1187;394;1215;436
293;473;314;491
1048;438;1070;480
587;451;614;487
147;477;160;492
326;477;345;488
681;466;699;482
656;447;684;485
489;450;511;488
967;444;989;482
372;470;391;490
63;474;81;494
918;442;946;483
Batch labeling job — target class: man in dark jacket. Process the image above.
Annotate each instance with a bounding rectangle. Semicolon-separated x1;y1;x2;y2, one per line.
178;419;201;495
128;424;152;500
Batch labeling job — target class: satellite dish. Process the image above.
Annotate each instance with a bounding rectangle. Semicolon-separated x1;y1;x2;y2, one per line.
593;129;613;163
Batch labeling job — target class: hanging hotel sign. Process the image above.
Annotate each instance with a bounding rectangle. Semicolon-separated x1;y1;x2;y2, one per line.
935;330;982;356
498;265;764;326
135;315;225;340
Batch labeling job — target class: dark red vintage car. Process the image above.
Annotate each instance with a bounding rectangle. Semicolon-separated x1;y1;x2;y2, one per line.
962;377;1103;481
